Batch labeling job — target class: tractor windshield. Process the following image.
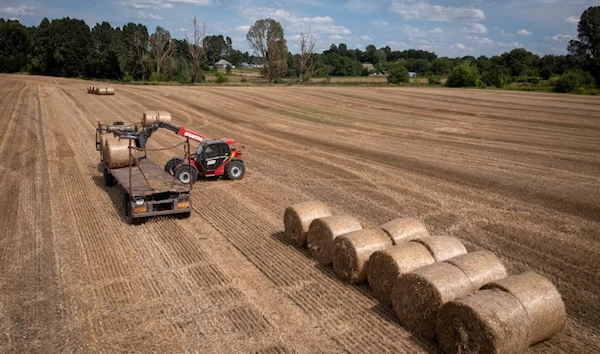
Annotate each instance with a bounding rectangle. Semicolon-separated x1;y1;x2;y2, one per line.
196;143;204;160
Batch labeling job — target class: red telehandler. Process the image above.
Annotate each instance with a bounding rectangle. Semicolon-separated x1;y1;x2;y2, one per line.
139;120;245;184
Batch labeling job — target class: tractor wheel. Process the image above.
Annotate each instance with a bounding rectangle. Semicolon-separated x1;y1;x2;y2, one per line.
103;166;116;187
175;164;199;184
225;160;245;180
164;157;183;176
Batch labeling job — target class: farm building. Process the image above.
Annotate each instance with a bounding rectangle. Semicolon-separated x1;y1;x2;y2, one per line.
215;59;233;69
409;72;417;78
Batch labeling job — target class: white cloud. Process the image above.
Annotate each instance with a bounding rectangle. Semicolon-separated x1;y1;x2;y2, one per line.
390;1;485;22
178;28;187;32
517;29;532;36
384;40;409;50
565;16;579;24
462;23;487;34
135;10;163;20
118;0;211;10
403;25;428;39
431;28;443;34
497;41;523;48
466;36;494;45
456;43;467;50
0;5;36;16
237;6;351;36
382;21;389;26
359;35;373;40
235;25;250;32
551;34;572;41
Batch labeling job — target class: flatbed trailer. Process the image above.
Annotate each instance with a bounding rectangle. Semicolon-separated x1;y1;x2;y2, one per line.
97;122;192;224
102;159;192;223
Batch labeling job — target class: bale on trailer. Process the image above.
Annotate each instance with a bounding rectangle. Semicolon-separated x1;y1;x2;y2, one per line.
283;201;332;247
105;138;138;169
436;289;530;354
482;272;566;345
142;111;172;127
306;215;362;265
411;236;467;262
380;217;429;245
332;228;393;284
367;242;435;306
99;133;114;160
445;251;507;290
390;262;473;339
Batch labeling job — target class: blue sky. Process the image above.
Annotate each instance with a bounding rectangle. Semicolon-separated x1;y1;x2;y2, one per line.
0;0;595;57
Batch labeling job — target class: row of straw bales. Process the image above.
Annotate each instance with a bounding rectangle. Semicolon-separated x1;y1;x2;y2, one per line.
87;86;115;95
283;201;566;354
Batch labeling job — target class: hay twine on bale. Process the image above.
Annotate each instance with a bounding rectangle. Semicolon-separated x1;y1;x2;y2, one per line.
306;215;362;266
380;217;430;245
283;201;332;248
445;251;507;291
412;236;467;262
391;262;473;339
332;228;393;284
367;242;435;306
436;289;530;354
482;271;566;345
143;111;172;127
105;138;138;169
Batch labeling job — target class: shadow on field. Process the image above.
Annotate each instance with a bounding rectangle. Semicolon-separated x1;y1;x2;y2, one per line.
92;163;128;223
270;232;439;354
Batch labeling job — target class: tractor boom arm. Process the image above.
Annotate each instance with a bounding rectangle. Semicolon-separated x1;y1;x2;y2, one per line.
143;121;206;143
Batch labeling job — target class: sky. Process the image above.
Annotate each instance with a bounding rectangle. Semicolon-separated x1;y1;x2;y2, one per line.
0;0;595;57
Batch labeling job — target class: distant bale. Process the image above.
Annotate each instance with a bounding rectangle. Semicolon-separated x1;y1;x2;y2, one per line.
412;236;467;262
380;217;430;245
391;262;472;339
367;242;435;306
106;87;115;95
437;289;530;354
94;87;100;94
142;110;172;127
97;88;108;95
306;215;362;265
482;272;566;345
105;138;138;169
332;228;393;284
283;201;332;247
445;251;507;290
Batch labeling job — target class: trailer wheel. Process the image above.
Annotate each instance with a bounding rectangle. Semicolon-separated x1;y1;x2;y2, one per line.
103;167;116;187
175;164;199;184
124;193;145;225
164;157;183;176
225;160;245;180
177;212;191;219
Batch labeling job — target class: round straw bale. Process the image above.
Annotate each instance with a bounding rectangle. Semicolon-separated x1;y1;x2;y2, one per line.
283;201;332;247
98;88;108;95
436;289;530;354
99;133;113;160
94;87;100;94
380;217;430;245
482;271;566;345
445;251;507;290
106;87;115;95
412;236;467;262
332;228;393;284
391;262;473;339
367;242;435;306
105;138;138;169
306;215;362;265
142;111;173;127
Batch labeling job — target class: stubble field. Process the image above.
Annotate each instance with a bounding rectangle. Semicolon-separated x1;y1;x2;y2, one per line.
0;73;598;353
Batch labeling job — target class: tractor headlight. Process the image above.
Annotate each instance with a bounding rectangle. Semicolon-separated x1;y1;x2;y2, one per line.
135;199;145;206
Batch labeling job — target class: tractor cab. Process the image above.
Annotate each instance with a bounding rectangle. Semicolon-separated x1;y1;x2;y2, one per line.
196;140;231;172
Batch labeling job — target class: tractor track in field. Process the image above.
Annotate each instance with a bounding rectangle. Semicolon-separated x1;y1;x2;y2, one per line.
0;74;599;353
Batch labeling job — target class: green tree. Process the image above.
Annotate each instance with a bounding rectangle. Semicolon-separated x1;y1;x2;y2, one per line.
482;65;510;88
568;6;600;81
228;49;243;67
88;22;121;79
0;19;30;73
446;62;480;87
246;18;287;82
119;23;149;80
205;35;226;64
387;63;409;84
431;57;452;75
554;69;596;93
149;26;174;77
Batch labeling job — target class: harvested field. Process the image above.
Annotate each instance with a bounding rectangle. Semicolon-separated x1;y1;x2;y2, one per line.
0;73;599;353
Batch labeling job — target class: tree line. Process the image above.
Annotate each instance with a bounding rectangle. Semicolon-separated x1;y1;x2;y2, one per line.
0;6;598;93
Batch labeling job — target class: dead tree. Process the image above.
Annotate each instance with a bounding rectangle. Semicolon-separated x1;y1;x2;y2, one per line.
298;30;316;83
186;17;206;83
133;31;148;80
149;26;175;77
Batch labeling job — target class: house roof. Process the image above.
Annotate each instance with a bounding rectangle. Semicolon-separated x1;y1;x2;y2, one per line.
362;63;375;70
215;59;232;66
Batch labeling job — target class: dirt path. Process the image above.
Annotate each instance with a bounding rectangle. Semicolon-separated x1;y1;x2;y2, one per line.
0;74;599;353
